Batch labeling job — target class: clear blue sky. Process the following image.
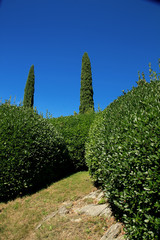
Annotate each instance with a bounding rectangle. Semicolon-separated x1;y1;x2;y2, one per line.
0;0;160;117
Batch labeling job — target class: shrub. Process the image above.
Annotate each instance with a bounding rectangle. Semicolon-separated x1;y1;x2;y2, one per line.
0;102;72;201
86;73;160;239
49;112;95;171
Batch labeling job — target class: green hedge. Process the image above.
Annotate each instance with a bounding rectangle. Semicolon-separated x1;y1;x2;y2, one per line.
0;102;72;201
86;80;160;239
49;112;95;171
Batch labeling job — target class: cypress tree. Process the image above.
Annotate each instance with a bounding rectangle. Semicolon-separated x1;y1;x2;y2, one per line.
23;65;35;108
79;52;94;114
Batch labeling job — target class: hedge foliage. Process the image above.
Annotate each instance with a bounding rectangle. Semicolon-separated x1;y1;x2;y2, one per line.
86;76;160;239
0;102;72;201
49;112;95;171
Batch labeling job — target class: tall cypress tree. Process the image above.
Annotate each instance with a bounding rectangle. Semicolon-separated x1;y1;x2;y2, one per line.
79;52;94;114
23;65;35;108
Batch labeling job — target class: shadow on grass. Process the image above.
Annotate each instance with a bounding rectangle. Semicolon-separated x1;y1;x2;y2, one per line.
0;165;79;204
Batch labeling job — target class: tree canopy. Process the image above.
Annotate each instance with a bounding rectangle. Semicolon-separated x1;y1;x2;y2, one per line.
79;52;94;114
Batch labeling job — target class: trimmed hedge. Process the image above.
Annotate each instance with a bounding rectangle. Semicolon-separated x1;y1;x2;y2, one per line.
86;80;160;239
49;112;95;171
0;102;72;201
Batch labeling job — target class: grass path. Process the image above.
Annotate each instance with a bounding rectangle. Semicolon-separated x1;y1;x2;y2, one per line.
0;171;117;240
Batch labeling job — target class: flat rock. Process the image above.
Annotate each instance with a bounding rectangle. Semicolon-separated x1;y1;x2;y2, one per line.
75;203;112;217
36;202;72;230
58;206;69;216
71;218;82;223
116;236;126;240
99;206;112;217
83;190;104;200
36;210;58;230
100;223;122;240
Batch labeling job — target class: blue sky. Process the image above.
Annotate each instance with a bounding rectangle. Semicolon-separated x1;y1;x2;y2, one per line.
0;0;160;117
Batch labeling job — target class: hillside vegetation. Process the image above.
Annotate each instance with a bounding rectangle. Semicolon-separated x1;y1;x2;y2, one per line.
49;112;95;171
0;103;73;202
0;62;160;239
86;68;160;239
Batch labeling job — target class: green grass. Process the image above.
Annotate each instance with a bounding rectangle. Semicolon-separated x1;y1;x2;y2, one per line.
0;171;114;240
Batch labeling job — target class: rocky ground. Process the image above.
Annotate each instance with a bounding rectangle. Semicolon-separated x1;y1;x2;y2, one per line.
35;190;126;240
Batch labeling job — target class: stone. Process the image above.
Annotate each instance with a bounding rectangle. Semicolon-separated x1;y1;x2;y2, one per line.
83;190;102;200
100;206;112;218
71;218;82;223
36;210;58;230
116;236;126;240
75;203;112;217
100;223;122;240
97;191;105;201
58;206;69;216
36;202;72;230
